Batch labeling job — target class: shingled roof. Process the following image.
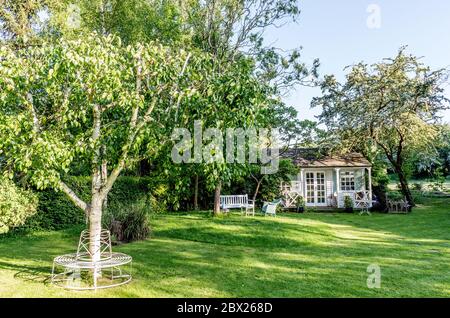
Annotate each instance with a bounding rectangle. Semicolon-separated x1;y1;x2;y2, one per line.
282;148;372;168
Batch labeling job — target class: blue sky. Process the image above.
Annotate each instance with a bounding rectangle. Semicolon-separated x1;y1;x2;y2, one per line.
265;0;450;123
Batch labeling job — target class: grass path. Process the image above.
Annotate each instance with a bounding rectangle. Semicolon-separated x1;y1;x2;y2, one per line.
0;197;449;297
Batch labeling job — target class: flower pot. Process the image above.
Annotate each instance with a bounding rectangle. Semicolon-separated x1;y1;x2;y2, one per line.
344;207;353;213
297;206;305;213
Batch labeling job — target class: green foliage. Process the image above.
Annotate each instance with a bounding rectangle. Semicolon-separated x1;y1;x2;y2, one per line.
104;197;152;243
0;176;38;234
0;0;59;42
258;159;298;202
293;120;327;148
387;191;404;201
24;186;86;231
51;0;183;45
343;195;353;209
101;181;153;242
401;124;450;179
0;2;318;219
121;204;152;242
0;33;202;191
295;195;305;208
18;177;160;232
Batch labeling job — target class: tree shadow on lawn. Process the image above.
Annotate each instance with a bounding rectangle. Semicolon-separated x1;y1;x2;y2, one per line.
153;213;449;254
285;198;450;244
0;226;85;287
0;260;52;285
117;234;449;297
122;208;450;297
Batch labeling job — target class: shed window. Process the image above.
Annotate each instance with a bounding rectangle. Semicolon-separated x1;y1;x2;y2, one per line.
340;171;355;191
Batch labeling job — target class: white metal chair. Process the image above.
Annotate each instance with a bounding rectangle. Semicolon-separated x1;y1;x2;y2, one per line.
262;199;282;217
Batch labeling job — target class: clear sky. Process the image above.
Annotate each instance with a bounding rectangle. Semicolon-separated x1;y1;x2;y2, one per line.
265;0;450;123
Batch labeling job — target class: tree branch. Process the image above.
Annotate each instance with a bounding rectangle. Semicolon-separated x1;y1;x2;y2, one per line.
59;180;88;211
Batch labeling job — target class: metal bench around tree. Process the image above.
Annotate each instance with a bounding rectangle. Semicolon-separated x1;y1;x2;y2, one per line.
220;194;255;216
51;229;132;290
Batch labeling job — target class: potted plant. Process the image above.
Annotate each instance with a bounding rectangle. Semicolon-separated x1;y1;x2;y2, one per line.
296;196;305;213
344;195;354;213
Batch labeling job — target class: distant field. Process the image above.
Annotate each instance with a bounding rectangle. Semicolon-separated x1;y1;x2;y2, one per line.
387;176;450;191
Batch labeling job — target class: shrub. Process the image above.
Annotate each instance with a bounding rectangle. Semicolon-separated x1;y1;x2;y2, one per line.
25;187;86;231
105;199;152;243
22;177;90;231
387;191;404;201
0;177;38;234
344;195;354;209
122;205;151;242
412;193;425;205
295;196;305;208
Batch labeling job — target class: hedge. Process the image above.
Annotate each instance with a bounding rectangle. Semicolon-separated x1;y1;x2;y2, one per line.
20;177;154;231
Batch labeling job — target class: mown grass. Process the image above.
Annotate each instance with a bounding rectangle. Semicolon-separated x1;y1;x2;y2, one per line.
0;197;449;297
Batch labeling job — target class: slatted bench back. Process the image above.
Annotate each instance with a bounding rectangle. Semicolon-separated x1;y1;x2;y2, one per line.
220;195;248;208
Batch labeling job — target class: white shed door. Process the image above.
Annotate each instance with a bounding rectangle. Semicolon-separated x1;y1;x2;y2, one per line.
305;171;327;207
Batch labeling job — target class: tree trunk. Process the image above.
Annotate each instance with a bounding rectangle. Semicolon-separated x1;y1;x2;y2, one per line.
252;178;263;203
396;168;415;207
101;159;108;209
373;185;388;212
89;193;104;262
213;181;222;216
384;149;415;208
194;174;199;210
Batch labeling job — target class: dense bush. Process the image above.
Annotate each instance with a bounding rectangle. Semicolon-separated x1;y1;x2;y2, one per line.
386;191;405;201
22;177;91;231
24;187;86;231
0;177;38;234
106;201;152;242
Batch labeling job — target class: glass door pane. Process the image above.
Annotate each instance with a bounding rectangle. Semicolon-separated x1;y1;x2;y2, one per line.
316;172;326;204
306;172;315;204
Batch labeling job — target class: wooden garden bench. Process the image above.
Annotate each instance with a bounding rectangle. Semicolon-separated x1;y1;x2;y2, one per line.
220;194;255;216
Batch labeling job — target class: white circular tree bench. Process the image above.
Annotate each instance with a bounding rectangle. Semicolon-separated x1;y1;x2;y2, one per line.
51;229;132;290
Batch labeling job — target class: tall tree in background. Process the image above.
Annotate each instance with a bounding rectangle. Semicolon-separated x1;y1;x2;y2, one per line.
177;0;319;214
313;48;449;206
0;0;62;43
50;0;182;44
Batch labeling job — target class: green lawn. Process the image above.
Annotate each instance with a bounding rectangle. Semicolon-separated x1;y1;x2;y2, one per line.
1;197;449;297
